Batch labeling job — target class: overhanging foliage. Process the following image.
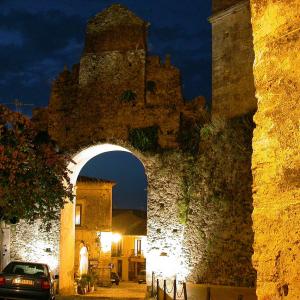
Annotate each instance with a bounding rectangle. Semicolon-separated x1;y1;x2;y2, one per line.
0;104;74;229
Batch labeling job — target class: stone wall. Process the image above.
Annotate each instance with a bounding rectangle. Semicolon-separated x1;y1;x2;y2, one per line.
145;152;187;281
145;55;182;107
212;0;243;13
182;114;256;286
79;50;146;95
251;0;300;299
146;113;256;286
9;119;256;286
210;0;257;119
43;56;205;151
10;220;60;274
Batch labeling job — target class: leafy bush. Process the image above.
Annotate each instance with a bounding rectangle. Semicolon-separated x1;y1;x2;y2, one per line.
128;126;159;152
120;90;137;102
0;104;74;229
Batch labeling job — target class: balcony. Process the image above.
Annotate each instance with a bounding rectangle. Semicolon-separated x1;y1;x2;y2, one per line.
129;249;144;258
111;249;145;258
111;249;122;257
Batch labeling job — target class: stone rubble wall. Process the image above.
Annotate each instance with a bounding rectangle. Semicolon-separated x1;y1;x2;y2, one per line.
145;55;182;107
10;220;60;274
145;152;187;281
145;114;256;286
43;61;206;151
79;50;146;102
183;115;256;286
251;0;300;298
10;115;255;286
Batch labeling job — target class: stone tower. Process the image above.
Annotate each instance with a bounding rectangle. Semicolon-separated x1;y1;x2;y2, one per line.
210;0;256;119
35;4;206;151
79;4;147;106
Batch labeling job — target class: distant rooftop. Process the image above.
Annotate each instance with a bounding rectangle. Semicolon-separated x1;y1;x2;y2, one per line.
112;209;146;236
77;175;115;185
87;4;146;33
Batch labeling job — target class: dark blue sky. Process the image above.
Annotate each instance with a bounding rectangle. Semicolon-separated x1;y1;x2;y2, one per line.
80;151;147;211
0;0;211;210
0;0;211;113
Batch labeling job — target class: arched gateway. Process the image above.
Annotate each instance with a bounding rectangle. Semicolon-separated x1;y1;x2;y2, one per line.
59;142;198;295
60;144;143;294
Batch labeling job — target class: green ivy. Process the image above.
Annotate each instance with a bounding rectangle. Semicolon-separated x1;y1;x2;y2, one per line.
128;126;159;152
200;124;215;139
120;90;137;102
178;156;198;224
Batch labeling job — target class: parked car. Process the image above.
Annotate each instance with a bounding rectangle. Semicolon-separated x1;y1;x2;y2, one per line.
0;261;55;300
137;269;146;284
110;272;120;285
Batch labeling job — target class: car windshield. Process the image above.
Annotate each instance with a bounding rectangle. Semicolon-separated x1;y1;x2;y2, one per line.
3;262;48;276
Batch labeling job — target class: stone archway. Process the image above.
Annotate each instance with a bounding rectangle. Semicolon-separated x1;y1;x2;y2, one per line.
59;143;147;294
58;142;197;295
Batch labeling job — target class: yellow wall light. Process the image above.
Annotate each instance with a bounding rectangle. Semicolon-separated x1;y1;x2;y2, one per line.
98;232;112;253
112;233;122;243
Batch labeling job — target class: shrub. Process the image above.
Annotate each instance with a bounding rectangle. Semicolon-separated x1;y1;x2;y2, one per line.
128;126;159;152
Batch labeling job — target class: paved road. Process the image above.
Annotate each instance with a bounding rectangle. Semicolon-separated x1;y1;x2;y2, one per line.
56;281;146;299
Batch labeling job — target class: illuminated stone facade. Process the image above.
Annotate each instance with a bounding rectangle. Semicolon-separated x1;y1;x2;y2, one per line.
251;0;300;299
75;177;115;284
111;209;146;281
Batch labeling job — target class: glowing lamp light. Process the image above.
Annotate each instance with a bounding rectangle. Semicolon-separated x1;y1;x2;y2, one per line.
147;247;190;282
98;232;112;253
112;233;122;243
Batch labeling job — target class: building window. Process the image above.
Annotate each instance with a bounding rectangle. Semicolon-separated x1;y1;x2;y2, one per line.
136;239;142;255
75;204;82;226
112;241;122;257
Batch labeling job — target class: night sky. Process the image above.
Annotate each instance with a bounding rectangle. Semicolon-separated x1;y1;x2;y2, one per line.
0;0;212;210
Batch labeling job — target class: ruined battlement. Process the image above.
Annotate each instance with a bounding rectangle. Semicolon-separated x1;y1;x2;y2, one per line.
146;54;182;107
146;55;161;67
33;4;207;151
83;4;147;54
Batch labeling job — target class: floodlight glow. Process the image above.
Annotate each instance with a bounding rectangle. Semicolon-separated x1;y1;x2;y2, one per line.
112;233;122;243
18;240;59;273
98;232;112;253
